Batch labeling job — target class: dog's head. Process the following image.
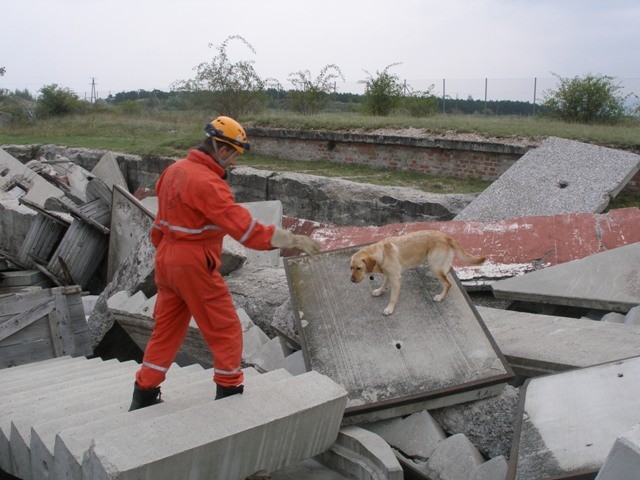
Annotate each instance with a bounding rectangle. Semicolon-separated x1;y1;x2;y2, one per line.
350;250;377;283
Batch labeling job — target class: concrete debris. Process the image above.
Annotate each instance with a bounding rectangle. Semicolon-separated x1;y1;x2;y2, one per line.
478;306;640;377
2;139;640;479
492;242;640;313
455;136;640;222
596;423;640;480
509;356;640;479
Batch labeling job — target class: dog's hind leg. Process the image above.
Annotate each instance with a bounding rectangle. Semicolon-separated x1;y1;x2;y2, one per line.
433;271;452;301
429;248;454;302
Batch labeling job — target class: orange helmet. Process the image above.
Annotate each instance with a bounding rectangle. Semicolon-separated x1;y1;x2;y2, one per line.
204;116;250;153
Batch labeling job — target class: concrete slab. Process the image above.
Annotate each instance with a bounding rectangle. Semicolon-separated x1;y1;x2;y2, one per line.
81;371;347;480
492;242;640;313
91;151;127;192
455;137;640;222
477;306;640;376
0;148;64;208
508;355;640;479
310;208;640;283
107;185;154;283
284;247;513;422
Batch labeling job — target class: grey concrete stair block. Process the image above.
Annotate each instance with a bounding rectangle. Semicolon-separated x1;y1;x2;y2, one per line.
81;371;347;480
317;426;403;480
30;365;212;480
53;368;290;480
0;360;135;473
0;356;105;392
8;362;141;479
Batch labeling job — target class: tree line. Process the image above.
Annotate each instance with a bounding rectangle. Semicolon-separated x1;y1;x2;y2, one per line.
1;35;637;124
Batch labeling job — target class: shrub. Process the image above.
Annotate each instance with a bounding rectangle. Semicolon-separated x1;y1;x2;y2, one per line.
171;35;271;118
36;84;83;117
288;65;345;115
542;73;630;124
360;64;404;116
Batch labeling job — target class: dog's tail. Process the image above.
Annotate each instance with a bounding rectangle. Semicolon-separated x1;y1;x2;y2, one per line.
449;238;486;265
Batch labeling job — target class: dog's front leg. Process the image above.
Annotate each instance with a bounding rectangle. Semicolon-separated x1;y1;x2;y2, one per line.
372;276;389;297
383;276;401;315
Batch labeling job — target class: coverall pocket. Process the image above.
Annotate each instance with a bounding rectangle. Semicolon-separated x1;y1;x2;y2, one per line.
204;248;217;273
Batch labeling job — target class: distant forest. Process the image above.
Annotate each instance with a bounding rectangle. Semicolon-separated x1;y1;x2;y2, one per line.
106;88;541;116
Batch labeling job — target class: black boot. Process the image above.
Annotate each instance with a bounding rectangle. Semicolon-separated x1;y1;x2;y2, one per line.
215;383;244;400
128;382;162;411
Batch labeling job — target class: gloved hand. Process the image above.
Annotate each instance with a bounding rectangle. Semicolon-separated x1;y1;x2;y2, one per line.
270;227;321;255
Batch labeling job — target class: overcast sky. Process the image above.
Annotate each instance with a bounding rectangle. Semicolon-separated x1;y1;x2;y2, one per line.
2;0;639;101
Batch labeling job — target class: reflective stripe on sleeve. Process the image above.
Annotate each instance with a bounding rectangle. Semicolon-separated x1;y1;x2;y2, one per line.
238;218;257;244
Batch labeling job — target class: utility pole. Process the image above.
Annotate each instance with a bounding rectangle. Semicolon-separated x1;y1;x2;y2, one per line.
90;77;97;103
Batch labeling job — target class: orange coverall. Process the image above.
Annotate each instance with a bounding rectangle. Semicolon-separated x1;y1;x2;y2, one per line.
135;149;275;389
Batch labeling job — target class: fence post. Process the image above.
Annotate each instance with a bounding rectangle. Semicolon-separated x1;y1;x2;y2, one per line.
533;77;537;116
442;78;446;113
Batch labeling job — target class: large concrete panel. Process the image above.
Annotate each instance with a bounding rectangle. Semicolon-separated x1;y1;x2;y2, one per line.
284;246;513;422
478;306;640;377
508;355;640;480
492;242;640;313
107;185;154;282
455;137;640;222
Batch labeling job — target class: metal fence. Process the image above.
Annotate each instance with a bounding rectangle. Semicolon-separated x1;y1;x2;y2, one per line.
332;77;640;107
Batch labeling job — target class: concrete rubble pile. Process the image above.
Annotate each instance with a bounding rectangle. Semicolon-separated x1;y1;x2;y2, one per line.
0;138;639;479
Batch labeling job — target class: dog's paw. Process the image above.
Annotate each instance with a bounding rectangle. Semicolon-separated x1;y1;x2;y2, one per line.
433;294;444;302
383;306;394;315
372;288;385;297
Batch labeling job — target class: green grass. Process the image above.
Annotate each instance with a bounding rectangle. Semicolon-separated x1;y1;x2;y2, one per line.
0;109;638;205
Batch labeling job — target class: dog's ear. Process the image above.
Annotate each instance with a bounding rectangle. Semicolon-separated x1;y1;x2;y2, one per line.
363;256;376;273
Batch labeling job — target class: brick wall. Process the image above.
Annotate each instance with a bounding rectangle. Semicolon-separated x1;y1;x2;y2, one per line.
248;128;640;194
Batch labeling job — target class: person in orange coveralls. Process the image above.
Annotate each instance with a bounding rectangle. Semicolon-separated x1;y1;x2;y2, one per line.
129;116;321;410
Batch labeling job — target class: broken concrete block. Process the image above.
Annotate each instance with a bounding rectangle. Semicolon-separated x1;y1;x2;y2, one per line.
473;455;508;480
283;350;306;376
317;426;403;480
596;423;640;480
362;410;446;460
425;433;485;479
240;309;270;362
120;290;148;313
248;337;286;372
625;305;640;326
106;290;131;310
81;371;347;480
91;151;127;192
602;311;627;323
430;384;519;460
